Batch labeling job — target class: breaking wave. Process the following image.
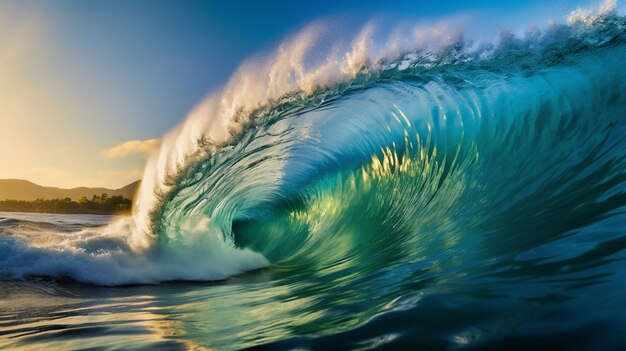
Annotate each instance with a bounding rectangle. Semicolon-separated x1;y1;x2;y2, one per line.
1;1;626;288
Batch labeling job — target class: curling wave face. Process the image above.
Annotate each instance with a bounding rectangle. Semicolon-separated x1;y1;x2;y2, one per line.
151;7;626;283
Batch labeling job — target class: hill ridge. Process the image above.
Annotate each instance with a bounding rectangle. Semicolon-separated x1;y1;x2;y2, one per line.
0;179;140;201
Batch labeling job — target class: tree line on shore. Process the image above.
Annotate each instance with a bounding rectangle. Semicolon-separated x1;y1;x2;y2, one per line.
0;193;132;215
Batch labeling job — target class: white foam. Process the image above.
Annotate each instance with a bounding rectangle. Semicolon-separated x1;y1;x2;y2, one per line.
568;0;617;25
0;217;268;285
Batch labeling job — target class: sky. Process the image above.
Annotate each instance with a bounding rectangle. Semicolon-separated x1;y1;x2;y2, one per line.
0;0;596;188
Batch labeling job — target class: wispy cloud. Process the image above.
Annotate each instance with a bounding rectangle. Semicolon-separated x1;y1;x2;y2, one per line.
102;139;160;159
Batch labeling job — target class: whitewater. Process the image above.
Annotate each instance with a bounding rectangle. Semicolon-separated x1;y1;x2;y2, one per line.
2;1;626;350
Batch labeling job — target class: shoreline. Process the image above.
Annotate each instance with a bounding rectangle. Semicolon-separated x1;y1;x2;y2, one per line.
0;210;125;217
0;209;128;216
0;196;133;216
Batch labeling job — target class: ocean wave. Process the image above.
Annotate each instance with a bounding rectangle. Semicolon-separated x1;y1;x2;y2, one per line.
1;1;626;286
148;2;626;276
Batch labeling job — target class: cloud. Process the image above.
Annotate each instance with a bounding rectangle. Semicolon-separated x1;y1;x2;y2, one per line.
102;139;160;159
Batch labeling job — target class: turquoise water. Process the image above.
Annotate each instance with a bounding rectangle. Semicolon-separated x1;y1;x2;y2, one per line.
2;9;626;351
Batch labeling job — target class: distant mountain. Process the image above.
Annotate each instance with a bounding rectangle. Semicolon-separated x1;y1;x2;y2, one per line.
0;179;141;201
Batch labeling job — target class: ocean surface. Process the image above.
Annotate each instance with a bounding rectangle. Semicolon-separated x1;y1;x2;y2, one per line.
2;3;626;350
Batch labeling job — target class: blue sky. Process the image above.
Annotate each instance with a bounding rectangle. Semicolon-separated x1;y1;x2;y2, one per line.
0;0;595;188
